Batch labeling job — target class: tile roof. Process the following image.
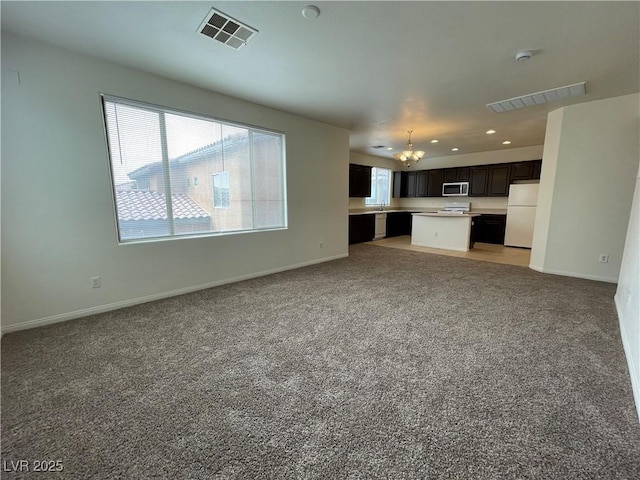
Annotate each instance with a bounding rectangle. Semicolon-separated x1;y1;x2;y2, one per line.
127;133;262;179
116;190;210;221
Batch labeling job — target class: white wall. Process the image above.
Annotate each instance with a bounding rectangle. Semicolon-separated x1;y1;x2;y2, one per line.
1;33;350;333
531;94;640;283
615;157;640;422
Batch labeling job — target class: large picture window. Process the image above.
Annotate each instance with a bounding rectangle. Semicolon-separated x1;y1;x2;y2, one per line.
102;95;287;242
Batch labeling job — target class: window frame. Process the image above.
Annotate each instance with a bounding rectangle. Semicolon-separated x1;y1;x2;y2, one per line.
365;167;392;206
100;94;288;244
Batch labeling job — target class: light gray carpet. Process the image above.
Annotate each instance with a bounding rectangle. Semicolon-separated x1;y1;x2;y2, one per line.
2;244;640;479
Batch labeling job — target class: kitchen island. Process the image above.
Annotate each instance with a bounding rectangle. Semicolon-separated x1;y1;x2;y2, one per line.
411;212;481;252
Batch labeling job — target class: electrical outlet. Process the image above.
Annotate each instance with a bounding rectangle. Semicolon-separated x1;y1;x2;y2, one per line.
598;254;609;263
91;276;101;288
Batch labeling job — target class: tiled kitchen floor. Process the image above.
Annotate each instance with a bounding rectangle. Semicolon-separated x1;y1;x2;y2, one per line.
365;236;531;267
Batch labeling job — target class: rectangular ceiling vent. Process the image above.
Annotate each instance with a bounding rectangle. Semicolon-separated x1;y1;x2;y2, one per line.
487;82;587;113
198;8;257;50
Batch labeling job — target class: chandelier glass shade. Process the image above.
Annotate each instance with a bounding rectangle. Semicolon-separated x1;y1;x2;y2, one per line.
393;130;425;167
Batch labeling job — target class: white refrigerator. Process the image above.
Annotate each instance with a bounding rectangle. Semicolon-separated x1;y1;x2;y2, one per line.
504;183;539;248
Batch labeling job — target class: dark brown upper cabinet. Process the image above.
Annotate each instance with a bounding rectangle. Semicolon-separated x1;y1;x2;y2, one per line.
416;171;429;197
487;164;511;196
393;160;542;198
445;167;470;183
348;164;372;197
532;160;542;179
468;166;488;196
456;167;470;182
393;171;403;198
510;160;542;181
444;168;457;183
427;169;445;197
405;171;417;197
510;162;534;181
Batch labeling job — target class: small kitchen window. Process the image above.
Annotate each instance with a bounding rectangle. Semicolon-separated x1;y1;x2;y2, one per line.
212;172;230;208
365;167;391;206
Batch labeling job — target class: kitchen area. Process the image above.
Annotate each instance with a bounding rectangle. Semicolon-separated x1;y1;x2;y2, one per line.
348;159;541;265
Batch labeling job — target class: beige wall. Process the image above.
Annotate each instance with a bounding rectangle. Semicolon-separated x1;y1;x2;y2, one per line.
615;154;640;422
530;109;563;269
1;33;350;332
531;93;639;283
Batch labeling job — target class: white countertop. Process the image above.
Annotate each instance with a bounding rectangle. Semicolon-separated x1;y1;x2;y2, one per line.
348;209;429;216
349;208;506;216
412;212;481;217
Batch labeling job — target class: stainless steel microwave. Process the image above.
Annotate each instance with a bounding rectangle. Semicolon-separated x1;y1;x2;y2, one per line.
442;182;469;196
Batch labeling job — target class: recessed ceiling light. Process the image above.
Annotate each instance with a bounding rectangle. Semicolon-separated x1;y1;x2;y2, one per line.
302;5;321;19
515;50;533;62
451;148;459;152
502;141;511;145
431;139;438;143
486;130;496;134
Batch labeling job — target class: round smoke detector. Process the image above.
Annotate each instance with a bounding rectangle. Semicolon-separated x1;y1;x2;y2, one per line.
302;5;321;19
515;50;533;61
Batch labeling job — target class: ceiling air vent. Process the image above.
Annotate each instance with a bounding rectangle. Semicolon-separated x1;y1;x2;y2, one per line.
198;8;257;50
487;82;586;113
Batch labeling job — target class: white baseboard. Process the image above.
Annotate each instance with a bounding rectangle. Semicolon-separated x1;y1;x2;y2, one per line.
614;293;640;423
528;263;618;284
1;253;348;335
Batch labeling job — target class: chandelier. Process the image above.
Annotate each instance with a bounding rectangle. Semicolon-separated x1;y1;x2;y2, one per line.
393;130;425;167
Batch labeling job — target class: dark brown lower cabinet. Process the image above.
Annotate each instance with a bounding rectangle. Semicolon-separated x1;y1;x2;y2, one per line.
386;212;413;237
472;214;507;245
348;214;376;244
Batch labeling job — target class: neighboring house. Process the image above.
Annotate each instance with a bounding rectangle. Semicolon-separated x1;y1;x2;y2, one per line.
115;190;211;239
126;133;284;234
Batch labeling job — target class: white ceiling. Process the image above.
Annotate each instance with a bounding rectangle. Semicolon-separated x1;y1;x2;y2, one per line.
2;1;639;160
